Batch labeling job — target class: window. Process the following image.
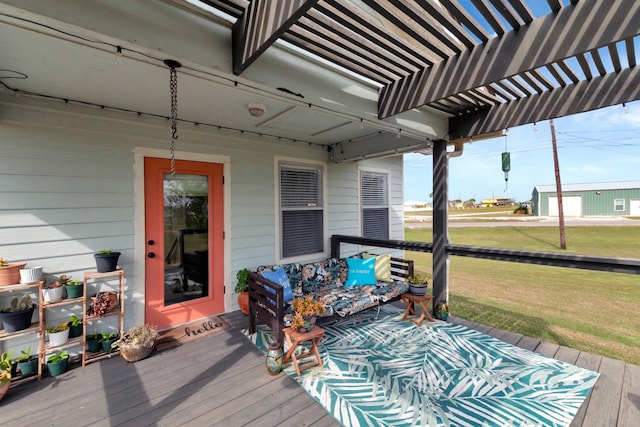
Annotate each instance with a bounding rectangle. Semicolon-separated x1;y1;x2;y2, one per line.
614;198;625;211
360;170;389;239
279;162;324;259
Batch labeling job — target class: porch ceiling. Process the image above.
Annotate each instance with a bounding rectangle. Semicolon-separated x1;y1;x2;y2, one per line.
0;1;639;161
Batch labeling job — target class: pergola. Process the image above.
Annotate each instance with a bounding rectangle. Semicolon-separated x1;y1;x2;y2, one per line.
204;0;640;304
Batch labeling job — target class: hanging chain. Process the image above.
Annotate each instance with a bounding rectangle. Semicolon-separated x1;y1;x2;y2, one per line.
169;65;179;176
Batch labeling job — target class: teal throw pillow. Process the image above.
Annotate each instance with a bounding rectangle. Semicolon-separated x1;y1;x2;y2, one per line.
261;267;294;302
345;257;377;287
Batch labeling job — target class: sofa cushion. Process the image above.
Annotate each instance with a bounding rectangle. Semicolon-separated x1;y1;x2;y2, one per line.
300;258;347;293
362;253;392;282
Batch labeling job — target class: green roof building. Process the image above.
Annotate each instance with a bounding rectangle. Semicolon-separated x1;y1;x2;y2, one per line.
532;181;640;217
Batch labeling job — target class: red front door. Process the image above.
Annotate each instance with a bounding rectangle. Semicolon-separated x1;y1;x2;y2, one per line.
144;157;224;329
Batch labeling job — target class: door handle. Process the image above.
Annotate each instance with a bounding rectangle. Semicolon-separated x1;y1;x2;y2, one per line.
147;252;156;258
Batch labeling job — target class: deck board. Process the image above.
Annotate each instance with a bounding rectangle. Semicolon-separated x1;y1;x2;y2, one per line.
0;310;635;427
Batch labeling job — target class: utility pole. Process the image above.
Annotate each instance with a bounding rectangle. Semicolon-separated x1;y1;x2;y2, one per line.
550;119;567;249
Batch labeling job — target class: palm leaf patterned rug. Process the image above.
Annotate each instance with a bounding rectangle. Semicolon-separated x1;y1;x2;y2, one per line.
244;306;599;427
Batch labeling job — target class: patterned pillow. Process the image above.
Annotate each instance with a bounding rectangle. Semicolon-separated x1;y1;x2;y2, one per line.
345;257;377;287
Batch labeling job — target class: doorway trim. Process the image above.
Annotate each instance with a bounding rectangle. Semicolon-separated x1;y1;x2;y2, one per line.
133;147;231;326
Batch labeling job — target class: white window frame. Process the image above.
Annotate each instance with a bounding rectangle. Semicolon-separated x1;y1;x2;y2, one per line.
275;157;328;264
614;198;625;212
359;167;390;240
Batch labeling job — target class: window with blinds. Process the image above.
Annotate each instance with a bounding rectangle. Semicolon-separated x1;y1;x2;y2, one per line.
361;171;389;239
280;163;324;258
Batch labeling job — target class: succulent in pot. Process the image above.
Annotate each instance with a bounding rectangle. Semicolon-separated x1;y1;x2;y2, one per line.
42;281;65;303
46;350;69;377
0;294;36;332
112;324;158;362
61;275;83;299
14;346;38;377
0;352;12;401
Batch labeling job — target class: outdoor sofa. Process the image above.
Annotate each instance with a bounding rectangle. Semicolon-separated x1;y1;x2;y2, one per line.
247;254;414;344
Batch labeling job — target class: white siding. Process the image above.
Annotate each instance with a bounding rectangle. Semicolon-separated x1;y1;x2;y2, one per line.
0;95;406;326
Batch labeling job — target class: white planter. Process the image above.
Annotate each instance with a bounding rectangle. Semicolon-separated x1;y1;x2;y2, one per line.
20;266;43;284
42;286;65;303
48;328;70;347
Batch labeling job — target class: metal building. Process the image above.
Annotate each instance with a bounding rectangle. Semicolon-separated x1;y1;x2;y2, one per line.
532;181;640;217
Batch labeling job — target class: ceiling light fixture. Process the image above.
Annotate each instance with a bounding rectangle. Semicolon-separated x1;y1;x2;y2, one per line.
246;102;266;117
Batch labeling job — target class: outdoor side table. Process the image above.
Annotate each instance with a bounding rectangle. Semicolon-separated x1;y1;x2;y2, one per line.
282;325;325;376
401;293;435;326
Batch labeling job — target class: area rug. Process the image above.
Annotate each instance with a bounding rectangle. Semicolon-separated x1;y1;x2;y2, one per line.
155;315;229;351
244;306;599;427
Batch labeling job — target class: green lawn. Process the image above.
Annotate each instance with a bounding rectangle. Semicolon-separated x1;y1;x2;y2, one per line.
405;226;640;365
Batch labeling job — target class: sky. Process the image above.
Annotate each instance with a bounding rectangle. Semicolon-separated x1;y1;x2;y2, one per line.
403;100;640;203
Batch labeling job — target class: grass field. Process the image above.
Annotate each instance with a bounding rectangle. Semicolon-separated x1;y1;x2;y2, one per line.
405;226;640;365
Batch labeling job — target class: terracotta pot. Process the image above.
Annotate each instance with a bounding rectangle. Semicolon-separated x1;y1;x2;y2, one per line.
0;263;27;286
0;382;9;402
238;291;249;315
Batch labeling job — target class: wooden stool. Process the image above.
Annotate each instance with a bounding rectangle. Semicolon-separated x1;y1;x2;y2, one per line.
282;326;325;376
401;293;435;326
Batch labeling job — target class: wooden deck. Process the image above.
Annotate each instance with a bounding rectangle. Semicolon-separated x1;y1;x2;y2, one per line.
2;309;638;426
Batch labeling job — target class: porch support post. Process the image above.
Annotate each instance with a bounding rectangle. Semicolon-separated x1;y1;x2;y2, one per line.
432;139;449;311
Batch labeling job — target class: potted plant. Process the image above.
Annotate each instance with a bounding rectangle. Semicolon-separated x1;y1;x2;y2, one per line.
14;346;38;378
0;294;36;332
435;300;450;321
46;322;70;347
86;291;117;317
235;268;250;316
408;273;430;296
291;297;325;332
86;333;101;353
68;314;83;338
42;280;65;303
112;324;158;362
46;350;68;377
93;249;121;273
0;258;27;286
61;275;83;299
0;351;12;401
100;331;119;353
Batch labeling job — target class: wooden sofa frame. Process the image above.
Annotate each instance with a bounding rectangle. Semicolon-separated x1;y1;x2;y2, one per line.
247;256;414;344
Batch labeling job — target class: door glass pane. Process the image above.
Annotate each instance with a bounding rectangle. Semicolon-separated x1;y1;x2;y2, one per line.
163;173;209;306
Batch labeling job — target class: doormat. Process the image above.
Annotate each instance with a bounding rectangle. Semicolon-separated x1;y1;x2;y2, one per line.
244;306;599;427
155;316;230;351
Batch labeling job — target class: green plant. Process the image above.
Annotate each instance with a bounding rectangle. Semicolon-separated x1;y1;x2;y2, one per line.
0;294;35;313
97;249;113;255
0;352;13;384
13;346;33;363
46;322;69;333
46;350;68;363
86;333;100;341
100;331;117;341
68;314;81;327
0;258;8;267
408;273;430;286
234;268;251;294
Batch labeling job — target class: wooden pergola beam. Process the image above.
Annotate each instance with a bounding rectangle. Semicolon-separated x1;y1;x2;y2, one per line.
379;0;640;119
232;0;319;75
449;66;640;138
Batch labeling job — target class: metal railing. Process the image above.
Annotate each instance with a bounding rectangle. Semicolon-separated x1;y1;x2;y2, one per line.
330;235;640;275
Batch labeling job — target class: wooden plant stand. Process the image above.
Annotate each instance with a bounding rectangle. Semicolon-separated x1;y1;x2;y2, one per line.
282;326;325;376
401;293;435;326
